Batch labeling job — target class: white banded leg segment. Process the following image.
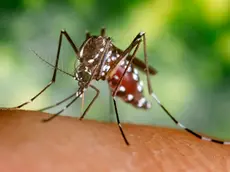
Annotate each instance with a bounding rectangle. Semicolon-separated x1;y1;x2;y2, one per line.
201;136;212;142
151;93;161;104
177;122;186;129
150;93;229;145
42;90;83;122
112;96;129;145
16;81;53;108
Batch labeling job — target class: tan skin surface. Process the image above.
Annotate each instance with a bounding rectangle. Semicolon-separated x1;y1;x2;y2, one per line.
0;109;229;172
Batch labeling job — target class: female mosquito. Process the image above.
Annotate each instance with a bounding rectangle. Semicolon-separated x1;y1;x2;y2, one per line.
14;28;229;145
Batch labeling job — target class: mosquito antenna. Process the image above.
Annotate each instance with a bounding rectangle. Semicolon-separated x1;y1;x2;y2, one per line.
30;49;75;78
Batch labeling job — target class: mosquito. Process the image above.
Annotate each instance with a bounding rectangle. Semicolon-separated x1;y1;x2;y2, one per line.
13;28;229;145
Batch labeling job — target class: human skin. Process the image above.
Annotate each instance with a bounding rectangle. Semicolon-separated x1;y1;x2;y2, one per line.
0;109;229;172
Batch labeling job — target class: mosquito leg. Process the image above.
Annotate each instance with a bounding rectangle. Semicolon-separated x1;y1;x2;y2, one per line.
42;91;82;122
60;30;79;56
78;84;129;145
112;34;142;97
108;33;144;145
126;54;157;75
108;85;114;122
80;92;85;117
36;93;76;112
79;85;100;120
112;97;129;145
14;82;53;109
101;28;106;37
111;32;230;145
14;30;79;109
141;33;230;145
86;31;91;39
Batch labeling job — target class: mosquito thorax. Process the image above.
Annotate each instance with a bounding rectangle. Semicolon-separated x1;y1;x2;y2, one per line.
79;36;109;66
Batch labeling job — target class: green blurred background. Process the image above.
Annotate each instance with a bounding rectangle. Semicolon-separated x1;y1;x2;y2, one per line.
0;0;229;140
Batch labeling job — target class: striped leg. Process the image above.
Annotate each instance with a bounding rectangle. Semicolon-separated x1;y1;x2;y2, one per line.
110;33;144;145
80;92;85;118
141;32;230;145
40;84;99;122
79;85;100;120
113;97;129;145
108;85;114;122
37;93;76;112
42;91;83;122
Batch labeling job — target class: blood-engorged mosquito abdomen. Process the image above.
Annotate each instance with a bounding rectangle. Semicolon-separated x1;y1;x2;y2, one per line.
108;59;152;109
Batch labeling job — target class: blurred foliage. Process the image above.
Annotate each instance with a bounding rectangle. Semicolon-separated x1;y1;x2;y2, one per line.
0;0;229;139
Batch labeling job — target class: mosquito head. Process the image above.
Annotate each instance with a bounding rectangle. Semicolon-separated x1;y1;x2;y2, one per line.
74;63;91;88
